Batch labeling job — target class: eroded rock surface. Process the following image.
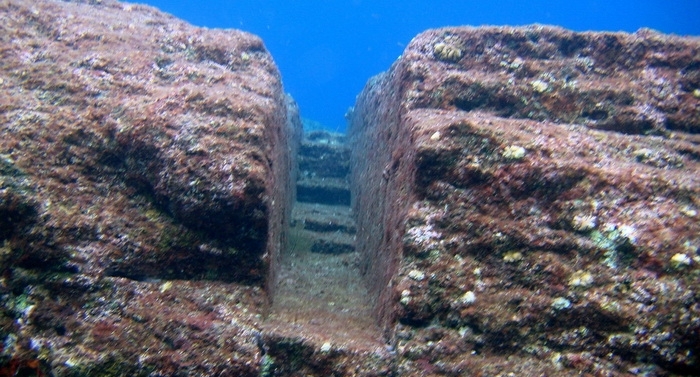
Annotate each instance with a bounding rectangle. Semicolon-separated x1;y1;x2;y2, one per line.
350;26;700;376
0;0;298;375
3;1;700;375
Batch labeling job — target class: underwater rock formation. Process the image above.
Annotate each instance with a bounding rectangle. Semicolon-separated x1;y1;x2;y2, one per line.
2;0;700;374
0;0;298;375
349;26;700;376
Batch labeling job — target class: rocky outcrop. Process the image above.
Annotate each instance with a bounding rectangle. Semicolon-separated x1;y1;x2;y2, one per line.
350;26;700;376
3;1;700;374
0;0;298;375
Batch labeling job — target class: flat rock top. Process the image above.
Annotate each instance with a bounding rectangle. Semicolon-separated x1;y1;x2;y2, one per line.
1;0;287;282
399;25;700;134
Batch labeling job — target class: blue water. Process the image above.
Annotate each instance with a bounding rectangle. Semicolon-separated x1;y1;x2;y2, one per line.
138;0;700;132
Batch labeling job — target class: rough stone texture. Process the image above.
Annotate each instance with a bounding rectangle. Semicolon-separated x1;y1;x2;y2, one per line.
0;0;298;375
350;26;700;376
3;1;700;374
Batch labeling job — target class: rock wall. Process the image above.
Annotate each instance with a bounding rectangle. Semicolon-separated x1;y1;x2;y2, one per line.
350;26;700;375
0;0;298;375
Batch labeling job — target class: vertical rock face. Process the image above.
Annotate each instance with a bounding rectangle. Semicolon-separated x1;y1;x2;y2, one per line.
0;0;298;375
350;26;700;375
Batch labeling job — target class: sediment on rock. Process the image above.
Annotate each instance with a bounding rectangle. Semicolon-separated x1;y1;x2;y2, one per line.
349;25;700;376
0;0;299;375
261;129;394;376
1;0;299;285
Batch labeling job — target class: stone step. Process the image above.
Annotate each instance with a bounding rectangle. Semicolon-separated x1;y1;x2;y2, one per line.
298;147;350;179
309;232;355;254
296;177;350;206
292;202;356;234
297;130;350;180
265;223;391;371
292;203;356;255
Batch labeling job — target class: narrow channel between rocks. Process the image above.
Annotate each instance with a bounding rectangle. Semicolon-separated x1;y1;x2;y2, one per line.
261;130;392;371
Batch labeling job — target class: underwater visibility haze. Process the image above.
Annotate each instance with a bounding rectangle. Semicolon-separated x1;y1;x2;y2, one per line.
139;0;700;131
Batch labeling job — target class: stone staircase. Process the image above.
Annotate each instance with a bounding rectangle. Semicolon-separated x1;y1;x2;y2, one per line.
293;130;356;256
262;130;390;372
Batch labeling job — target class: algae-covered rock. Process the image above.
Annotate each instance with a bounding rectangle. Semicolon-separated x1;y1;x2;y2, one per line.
350;25;700;376
0;0;299;375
